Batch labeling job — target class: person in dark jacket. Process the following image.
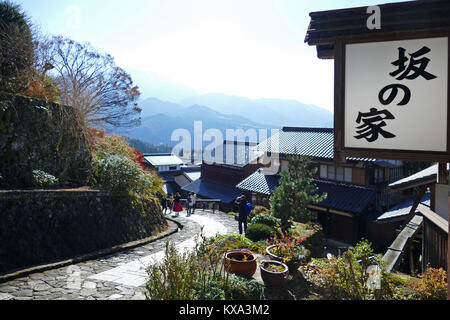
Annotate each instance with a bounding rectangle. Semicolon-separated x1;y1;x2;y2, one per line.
235;195;248;235
160;196;168;215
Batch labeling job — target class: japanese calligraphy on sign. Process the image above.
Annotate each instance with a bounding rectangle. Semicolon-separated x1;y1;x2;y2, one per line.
345;37;448;152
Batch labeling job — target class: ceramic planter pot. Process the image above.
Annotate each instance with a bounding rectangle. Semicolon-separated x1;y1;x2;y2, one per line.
259;260;289;287
266;244;305;273
224;249;257;278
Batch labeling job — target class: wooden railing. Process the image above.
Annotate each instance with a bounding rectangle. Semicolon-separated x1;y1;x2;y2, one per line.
417;204;448;272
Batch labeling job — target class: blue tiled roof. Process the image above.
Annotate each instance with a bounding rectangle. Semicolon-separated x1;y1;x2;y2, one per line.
389;164;449;189
182;179;243;204
236;169;280;196
256;127;374;162
236;169;375;214
164;181;181;196
203;141;260;167
377;193;431;222
317;180;375;214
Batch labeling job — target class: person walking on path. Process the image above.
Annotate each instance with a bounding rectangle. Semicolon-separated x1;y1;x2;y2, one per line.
235;195;251;235
172;193;183;217
168;194;174;214
160;196;168;215
187;192;197;217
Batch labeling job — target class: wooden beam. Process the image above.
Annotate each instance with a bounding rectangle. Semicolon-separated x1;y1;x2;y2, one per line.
403;185;428;223
333;40;346;168
307;205;327;212
437;163;449;185
329;209;354;218
417;204;449;234
382;215;424;273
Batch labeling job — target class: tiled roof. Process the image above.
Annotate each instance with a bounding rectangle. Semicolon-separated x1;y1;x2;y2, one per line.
236;169;279;196
182;179;243;204
389;164;449;190
317;180;375;215
256;127;374;162
144;154;184;166
236;169;375;214
184;171;201;182
163;181;181;196
203;141;261;167
376;193;431;222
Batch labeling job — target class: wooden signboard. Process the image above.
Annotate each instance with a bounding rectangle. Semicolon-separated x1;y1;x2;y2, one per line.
334;33;450;162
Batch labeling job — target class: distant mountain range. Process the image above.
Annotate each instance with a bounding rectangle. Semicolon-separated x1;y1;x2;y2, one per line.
119;69;333;147
121;99;275;146
124;137;172;154
127;69;198;103
180;93;333;128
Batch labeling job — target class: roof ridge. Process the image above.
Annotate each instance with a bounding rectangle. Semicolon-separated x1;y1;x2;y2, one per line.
143;153;175;156
315;178;375;191
282;127;333;133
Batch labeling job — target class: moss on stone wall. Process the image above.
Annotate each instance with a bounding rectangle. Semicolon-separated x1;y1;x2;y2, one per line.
0;92;91;188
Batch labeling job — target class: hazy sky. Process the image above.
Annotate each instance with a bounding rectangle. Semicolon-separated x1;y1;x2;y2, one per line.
16;0;411;112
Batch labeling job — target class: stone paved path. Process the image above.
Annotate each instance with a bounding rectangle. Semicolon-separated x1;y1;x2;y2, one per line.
0;210;238;300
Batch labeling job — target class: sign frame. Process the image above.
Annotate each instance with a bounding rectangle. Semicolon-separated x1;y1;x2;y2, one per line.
334;31;450;163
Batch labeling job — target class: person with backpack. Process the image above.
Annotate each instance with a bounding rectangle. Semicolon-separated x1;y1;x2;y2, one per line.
235;195;252;235
187;192;197;217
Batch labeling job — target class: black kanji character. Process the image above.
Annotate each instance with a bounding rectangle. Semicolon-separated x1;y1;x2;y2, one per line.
354;108;396;142
390;46;437;80
378;83;411;106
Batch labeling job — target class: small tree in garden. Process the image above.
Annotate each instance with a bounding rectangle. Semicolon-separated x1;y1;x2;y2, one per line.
269;154;326;228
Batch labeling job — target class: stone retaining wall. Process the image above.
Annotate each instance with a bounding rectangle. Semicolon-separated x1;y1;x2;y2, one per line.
0;92;91;188
0;189;167;275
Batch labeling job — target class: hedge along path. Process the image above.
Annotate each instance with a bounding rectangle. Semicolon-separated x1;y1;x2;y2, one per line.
89;214;228;287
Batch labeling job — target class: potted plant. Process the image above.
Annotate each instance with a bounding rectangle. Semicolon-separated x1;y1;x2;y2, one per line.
259;260;289;287
266;232;308;273
223;249;257;278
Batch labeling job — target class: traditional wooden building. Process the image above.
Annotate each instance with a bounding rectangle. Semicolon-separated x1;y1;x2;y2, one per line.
303;0;450;280
143;153;201;196
377;164;449;272
236;127;406;247
182;140;264;212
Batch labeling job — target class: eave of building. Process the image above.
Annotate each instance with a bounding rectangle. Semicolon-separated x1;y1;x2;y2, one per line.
304;0;450;59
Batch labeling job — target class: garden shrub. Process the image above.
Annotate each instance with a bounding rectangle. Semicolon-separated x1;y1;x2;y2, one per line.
302;239;385;300
409;267;448;300
91;134;138;162
145;240;265;301
31;169;58;188
380;272;418;300
248;205;269;221
194;278;226;300
89;133;164;198
145;241;199;300
201;233;266;256
227;274;264;300
245;223;275;242
90;153;142;192
250;214;281;229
